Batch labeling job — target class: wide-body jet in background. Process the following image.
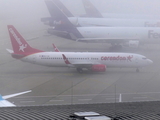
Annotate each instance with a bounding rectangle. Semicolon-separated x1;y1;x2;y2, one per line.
44;0;160;48
82;0;160;19
42;0;160;28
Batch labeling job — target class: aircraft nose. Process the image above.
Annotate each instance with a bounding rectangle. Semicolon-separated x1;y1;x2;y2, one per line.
147;59;153;65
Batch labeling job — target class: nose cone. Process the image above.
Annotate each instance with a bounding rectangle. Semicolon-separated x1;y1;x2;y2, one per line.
147;59;153;65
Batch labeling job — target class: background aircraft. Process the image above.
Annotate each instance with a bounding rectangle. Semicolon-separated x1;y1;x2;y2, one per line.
44;1;160;48
42;0;160;28
82;0;160;19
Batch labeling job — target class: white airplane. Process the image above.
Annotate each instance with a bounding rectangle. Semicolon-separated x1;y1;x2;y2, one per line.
42;0;160;28
82;0;160;19
7;25;152;73
0;90;31;107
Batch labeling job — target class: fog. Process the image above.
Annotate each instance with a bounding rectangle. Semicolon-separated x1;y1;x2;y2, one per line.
1;0;160;20
1;0;160;40
1;0;160;106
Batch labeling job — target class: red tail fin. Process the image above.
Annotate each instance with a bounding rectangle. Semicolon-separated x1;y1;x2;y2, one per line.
8;25;43;55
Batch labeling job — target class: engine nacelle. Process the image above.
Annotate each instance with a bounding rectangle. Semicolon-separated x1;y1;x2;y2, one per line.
68;17;79;26
91;64;106;72
123;40;139;48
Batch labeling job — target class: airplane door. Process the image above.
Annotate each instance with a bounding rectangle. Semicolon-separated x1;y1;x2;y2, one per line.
32;55;36;64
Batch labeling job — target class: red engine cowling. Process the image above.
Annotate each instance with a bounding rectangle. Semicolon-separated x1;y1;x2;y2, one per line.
91;64;106;72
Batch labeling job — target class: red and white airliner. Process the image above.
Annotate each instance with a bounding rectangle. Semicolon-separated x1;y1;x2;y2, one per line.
7;25;153;73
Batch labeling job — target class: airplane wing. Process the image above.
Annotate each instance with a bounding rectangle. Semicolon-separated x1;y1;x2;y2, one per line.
0;90;31;107
62;54;100;68
76;38;139;43
3;90;32;99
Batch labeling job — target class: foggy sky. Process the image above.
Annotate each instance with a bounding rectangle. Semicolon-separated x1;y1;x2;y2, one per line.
1;0;160;20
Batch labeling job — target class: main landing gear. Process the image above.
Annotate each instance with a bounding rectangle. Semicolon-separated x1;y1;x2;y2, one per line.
77;68;83;73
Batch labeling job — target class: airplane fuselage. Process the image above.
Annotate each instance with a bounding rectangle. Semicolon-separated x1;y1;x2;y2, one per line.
7;25;153;72
76;27;160;44
68;17;160;27
21;52;152;68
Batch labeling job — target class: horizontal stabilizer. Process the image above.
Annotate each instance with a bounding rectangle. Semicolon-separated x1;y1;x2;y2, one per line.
6;49;14;54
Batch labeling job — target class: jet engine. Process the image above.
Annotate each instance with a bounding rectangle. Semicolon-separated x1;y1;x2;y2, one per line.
91;64;106;72
123;40;139;48
68;17;79;26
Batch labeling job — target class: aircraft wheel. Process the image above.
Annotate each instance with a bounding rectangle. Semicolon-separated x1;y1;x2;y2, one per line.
136;68;139;72
77;68;83;73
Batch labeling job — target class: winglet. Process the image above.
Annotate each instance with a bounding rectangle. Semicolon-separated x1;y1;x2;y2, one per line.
62;54;71;64
52;44;60;52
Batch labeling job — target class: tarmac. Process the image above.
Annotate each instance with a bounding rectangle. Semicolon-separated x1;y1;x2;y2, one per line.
1;15;160;107
0;0;160;106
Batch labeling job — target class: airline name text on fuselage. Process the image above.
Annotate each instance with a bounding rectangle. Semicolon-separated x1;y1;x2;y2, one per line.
148;30;160;38
101;55;133;61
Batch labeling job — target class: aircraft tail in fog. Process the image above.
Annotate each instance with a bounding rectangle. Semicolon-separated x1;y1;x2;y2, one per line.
82;0;103;18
